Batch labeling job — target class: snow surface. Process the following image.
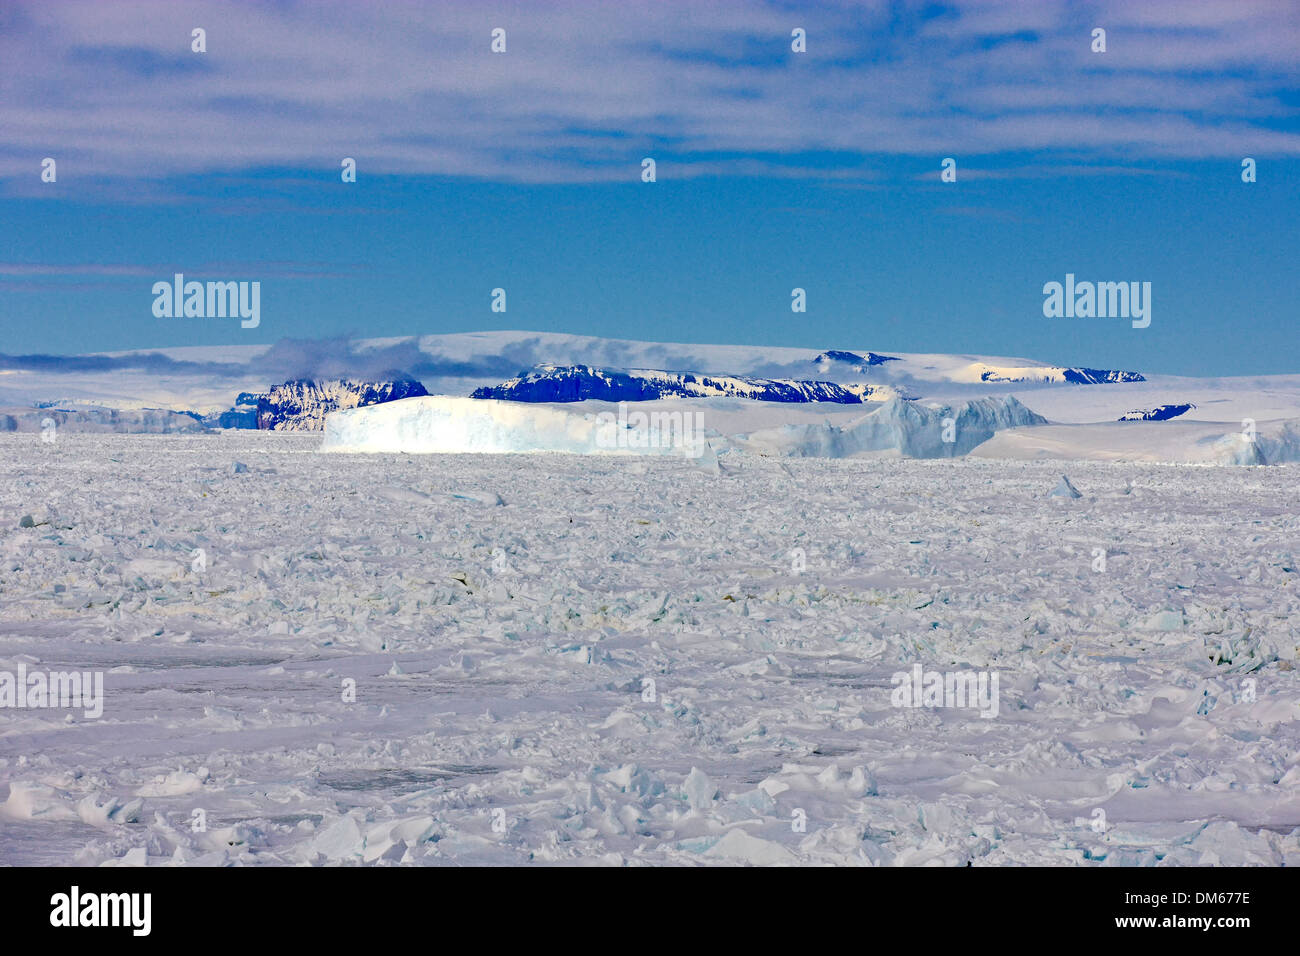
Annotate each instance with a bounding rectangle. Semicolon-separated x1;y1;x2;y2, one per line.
974;419;1300;465
1;431;1298;866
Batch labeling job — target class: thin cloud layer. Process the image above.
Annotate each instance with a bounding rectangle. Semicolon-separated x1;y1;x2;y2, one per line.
2;0;1296;188
0;336;523;384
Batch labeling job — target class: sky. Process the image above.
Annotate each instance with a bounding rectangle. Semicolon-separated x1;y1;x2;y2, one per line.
2;0;1298;377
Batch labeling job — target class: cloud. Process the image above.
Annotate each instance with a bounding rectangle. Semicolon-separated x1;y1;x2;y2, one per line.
247;336;521;382
0;263;158;277
0;261;364;281
0;350;231;375
0;335;524;384
0;0;1296;190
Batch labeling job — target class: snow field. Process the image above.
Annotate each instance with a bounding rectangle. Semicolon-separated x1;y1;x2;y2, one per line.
0;433;1298;866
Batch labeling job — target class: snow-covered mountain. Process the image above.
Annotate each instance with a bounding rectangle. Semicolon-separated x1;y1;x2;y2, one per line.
964;363;1145;385
210;392;261;429
251;378;429;431
1118;403;1196;422
3;331;1299;463
812;349;901;373
0;330;1161;416
469;364;905;404
0;380;428;434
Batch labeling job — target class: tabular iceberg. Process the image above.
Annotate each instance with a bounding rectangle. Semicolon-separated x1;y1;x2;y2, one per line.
321;395;705;457
321;393;1047;459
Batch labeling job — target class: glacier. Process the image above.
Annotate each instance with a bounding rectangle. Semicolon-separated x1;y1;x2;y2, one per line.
322;394;1046;459
734;395;1049;458
0;404;208;434
973;417;1300;465
322;391;1300;465
322;395;707;457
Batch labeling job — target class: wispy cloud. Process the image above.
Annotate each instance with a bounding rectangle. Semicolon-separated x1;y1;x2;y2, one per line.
0;336;524;384
1;0;1296;191
0;261;364;281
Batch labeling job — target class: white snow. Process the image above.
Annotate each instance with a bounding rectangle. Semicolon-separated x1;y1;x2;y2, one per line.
1;431;1297;866
321;395;1045;460
973;418;1300;465
322;396;705;457
7;332;1300;470
735;396;1046;458
0;405;208;434
321;392;1300;466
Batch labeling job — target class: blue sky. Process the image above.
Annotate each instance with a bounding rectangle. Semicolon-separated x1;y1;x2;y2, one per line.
2;1;1298;376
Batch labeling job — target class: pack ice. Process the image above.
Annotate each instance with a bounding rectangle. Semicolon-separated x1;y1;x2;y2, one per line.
2;431;1297;867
